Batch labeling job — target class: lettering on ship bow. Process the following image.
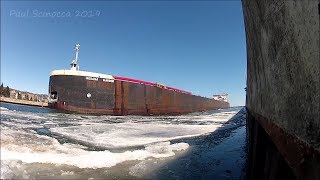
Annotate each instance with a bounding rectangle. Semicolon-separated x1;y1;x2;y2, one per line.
86;77;98;81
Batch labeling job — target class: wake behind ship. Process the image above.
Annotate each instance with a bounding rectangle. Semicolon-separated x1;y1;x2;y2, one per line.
48;44;229;115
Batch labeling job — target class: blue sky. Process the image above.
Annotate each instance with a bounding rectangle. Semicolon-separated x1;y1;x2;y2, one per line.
1;1;246;106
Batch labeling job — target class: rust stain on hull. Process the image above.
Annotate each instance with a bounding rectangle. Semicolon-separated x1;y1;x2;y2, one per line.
247;109;320;179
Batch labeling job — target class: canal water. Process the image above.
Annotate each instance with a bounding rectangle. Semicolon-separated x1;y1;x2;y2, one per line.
0;102;247;179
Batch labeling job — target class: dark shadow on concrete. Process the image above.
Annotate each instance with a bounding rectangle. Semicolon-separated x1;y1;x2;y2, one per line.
246;109;296;180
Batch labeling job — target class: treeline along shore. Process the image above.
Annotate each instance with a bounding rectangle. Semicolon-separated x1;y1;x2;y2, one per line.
0;83;48;107
0;96;48;107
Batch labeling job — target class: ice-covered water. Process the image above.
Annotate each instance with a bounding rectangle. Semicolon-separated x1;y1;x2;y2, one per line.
0;102;246;179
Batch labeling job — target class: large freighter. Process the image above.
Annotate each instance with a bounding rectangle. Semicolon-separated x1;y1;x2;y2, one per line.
48;44;230;115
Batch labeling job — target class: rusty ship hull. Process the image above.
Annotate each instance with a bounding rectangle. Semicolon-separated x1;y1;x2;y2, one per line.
48;70;229;115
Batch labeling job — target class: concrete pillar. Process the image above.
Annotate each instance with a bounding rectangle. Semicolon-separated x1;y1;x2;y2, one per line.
242;0;320;179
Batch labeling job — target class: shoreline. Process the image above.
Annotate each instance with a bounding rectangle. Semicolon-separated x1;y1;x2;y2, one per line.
0;96;48;107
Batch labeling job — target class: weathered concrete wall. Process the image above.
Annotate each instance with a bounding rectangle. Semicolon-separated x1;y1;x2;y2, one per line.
242;0;319;179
